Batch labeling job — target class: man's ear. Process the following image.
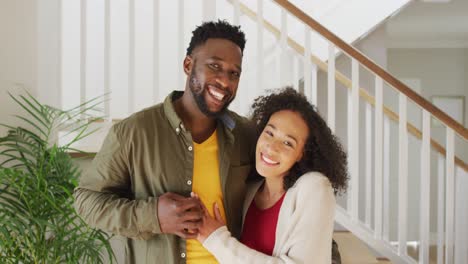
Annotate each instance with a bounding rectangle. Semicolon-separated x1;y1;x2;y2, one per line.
183;55;193;75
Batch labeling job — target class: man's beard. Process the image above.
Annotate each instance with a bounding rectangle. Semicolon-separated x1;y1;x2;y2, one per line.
189;69;233;118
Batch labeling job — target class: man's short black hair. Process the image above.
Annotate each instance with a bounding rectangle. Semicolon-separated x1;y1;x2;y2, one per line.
186;20;246;56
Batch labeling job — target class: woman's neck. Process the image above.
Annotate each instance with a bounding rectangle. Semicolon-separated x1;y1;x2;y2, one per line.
255;177;285;209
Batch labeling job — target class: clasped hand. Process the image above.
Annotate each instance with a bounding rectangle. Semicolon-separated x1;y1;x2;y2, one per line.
157;192;225;242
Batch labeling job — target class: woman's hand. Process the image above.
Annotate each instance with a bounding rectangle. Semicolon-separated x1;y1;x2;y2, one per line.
192;192;226;243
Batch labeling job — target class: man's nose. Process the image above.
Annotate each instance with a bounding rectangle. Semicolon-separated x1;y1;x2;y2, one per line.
214;71;229;88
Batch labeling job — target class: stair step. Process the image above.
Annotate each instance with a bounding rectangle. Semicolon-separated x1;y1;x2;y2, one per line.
333;232;384;264
377;260;392;264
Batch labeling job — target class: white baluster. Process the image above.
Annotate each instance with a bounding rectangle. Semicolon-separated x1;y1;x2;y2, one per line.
153;0;159;103
280;9;287;87
383;115;390;241
80;0;87;117
303;28;311;102
62;0;84;110
178;0;184;93
311;63;317;107
347;89;352;214
365;102;372;227
293;55;299;91
454;166;468;264
128;0;135;114
437;154;445;264
58;0;63;110
398;93;408;256
349;59;360;220
256;0;264;93
233;0;240;25
327;43;335;132
104;0;110;119
374;76;383;238
445;128;455;264
419;110;430;264
203;0;216;21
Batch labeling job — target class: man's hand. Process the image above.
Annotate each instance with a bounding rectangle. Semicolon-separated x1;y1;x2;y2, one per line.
157;192;203;239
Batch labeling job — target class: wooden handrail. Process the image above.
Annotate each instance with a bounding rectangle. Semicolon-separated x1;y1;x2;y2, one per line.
273;0;467;141
234;0;467;171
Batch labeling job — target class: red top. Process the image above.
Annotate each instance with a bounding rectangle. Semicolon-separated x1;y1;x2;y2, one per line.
240;193;286;255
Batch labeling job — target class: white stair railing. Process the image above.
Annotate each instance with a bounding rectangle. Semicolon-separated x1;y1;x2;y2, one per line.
270;2;468;264
50;0;468;263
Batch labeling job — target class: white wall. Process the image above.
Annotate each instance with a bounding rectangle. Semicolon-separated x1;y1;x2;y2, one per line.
0;0;38;137
387;48;468;159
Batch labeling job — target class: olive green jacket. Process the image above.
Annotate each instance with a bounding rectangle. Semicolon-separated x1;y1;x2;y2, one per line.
74;91;255;264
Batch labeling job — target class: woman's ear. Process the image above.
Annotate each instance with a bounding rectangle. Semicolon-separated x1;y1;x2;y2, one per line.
183;55;193;75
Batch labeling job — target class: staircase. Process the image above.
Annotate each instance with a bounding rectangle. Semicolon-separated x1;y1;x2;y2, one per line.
49;0;468;263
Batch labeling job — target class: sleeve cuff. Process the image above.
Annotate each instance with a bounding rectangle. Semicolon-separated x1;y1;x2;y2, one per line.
135;196;161;235
203;225;229;250
150;196;161;233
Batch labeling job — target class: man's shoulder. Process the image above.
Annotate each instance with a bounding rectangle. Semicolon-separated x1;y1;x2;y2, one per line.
113;103;165;135
226;109;247;121
225;110;252;131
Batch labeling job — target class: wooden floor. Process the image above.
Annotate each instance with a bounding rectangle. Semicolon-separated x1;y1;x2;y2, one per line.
407;244;440;264
334;232;443;264
333;232;393;264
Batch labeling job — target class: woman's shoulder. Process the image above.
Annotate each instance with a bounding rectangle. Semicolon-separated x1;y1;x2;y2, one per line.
293;171;332;190
287;172;335;205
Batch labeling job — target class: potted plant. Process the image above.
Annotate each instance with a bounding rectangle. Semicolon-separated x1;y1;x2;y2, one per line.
0;92;114;263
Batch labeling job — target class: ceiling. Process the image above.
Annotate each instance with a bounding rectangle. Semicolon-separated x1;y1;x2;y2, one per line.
385;0;468;48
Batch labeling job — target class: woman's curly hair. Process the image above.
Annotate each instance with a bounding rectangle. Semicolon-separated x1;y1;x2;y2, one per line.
250;87;348;194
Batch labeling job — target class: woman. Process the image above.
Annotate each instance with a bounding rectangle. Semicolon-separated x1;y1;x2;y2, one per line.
196;87;348;263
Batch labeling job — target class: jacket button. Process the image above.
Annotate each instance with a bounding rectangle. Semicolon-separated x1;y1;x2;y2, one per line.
188;146;193;151
187;180;192;186
181;253;186;258
175;128;180;134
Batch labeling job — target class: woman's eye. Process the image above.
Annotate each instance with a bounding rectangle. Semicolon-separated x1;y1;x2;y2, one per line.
265;130;273;137
284;141;293;148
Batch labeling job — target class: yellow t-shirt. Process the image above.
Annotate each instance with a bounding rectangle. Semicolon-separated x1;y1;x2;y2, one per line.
186;130;226;264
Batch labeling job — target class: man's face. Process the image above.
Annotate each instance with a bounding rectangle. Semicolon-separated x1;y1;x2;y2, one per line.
185;38;243;117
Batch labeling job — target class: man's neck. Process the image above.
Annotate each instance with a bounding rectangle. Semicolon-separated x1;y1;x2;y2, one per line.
173;93;217;143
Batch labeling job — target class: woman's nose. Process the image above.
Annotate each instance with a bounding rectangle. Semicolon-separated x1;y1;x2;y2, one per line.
266;140;280;153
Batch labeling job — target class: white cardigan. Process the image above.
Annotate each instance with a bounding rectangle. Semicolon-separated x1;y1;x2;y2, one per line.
203;172;336;264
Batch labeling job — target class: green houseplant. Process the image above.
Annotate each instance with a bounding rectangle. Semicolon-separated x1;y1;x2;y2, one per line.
0;92;114;263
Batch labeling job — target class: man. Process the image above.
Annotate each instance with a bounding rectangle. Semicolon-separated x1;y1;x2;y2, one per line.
74;20;255;263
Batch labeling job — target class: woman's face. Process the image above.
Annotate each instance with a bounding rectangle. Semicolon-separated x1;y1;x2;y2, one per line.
255;110;309;180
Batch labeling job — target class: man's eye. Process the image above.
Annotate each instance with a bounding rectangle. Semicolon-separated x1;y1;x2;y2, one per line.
231;71;240;78
210;63;220;69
